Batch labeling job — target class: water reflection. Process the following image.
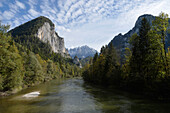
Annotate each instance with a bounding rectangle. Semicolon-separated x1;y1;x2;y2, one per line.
57;79;102;113
82;83;133;113
82;81;170;113
0;78;170;113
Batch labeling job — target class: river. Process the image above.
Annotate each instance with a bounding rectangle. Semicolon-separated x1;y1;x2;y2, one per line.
0;78;170;113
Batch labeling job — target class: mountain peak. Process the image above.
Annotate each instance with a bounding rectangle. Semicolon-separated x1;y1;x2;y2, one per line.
68;45;98;59
109;14;170;61
135;14;155;27
81;45;88;47
9;16;69;57
9;16;54;37
138;14;154;18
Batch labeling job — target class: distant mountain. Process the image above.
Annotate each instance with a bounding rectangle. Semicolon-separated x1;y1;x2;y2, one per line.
109;14;170;59
9;16;69;57
68;45;98;59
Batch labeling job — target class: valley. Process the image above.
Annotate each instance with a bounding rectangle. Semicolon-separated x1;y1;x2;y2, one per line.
0;0;170;112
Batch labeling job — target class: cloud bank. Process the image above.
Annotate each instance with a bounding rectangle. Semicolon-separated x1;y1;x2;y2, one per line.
0;0;170;51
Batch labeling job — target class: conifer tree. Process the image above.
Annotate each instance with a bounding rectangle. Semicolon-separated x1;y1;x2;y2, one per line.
93;52;98;64
152;12;169;74
128;18;151;89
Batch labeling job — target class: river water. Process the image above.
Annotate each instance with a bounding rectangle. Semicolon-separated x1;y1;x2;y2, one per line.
0;78;170;113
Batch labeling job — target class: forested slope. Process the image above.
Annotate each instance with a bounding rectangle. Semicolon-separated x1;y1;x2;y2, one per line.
83;12;170;99
0;22;81;94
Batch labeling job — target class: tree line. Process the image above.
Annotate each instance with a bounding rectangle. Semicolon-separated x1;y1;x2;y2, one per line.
82;12;170;99
0;22;81;93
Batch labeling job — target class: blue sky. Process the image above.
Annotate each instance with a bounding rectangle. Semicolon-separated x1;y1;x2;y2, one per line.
0;0;170;51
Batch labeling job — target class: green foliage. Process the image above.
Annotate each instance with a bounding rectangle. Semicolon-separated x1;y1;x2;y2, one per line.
24;52;44;86
83;12;170;99
0;23;23;91
8;16;63;63
46;59;57;79
0;22;10;33
0;21;81;93
128;18;152;90
79;56;93;67
8;15;81;79
152;12;169;74
93;52;98;64
82;44;121;86
11;35;54;61
122;48;131;78
123;15;170;93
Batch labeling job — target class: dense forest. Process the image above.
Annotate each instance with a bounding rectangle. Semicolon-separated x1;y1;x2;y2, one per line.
83;12;170;99
0;22;81;94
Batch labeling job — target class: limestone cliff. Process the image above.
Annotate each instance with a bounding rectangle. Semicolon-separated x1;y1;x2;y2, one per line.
9;16;69;57
35;22;68;56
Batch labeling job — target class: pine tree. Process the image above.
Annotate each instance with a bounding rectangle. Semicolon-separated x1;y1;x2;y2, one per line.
129;33;140;77
105;43;120;85
138;18;151;79
152;12;169;75
93;52;98;64
122;48;131;79
128;18;151;89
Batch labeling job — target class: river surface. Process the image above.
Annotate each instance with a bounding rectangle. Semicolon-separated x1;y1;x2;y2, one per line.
0;78;170;113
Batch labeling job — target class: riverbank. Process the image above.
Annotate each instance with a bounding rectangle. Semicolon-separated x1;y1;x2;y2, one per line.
0;76;72;97
83;79;170;101
0;92;11;96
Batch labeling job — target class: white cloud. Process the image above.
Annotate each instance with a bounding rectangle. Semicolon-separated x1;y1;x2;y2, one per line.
2;0;170;51
56;0;170;51
23;15;30;20
71;9;82;19
56;26;71;32
9;3;19;13
16;1;26;9
2;11;14;20
28;0;37;9
28;9;39;17
40;0;58;20
27;14;34;19
59;18;118;51
14;19;20;26
7;1;26;14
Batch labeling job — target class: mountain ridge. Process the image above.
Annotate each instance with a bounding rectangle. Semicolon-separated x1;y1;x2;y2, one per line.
68;45;98;59
109;14;170;59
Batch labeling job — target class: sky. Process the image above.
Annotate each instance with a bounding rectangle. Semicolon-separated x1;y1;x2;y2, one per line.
0;0;170;51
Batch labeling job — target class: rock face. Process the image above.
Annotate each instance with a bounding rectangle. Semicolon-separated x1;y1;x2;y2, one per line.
109;14;170;59
69;45;98;59
35;22;68;56
73;56;82;68
9;16;69;57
